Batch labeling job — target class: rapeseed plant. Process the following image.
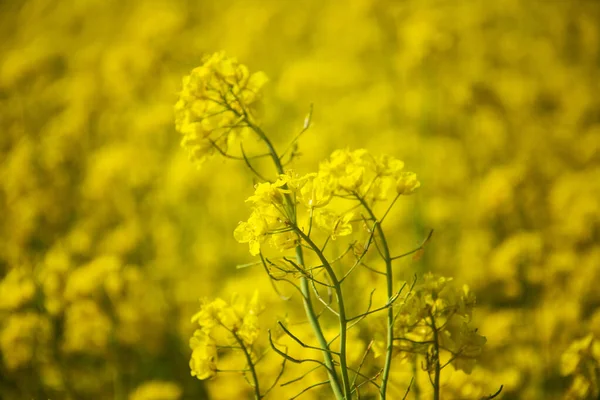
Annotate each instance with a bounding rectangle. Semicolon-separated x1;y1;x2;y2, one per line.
179;52;494;400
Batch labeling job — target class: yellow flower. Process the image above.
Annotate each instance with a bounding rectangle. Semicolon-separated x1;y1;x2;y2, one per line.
0;312;52;370
246;175;291;206
0;267;36;311
374;154;405;176
189;330;217;380
269;231;298;252
191;292;263;347
174;51;268;166
188;293;263;380
62;300;112;354
233;292;263;346
319;148;366;192
314;209;354;239
234;208;273;256
234;203;289;256
561;334;600;376
299;173;332;208
191;298;229;334
318;148;418;201
451;323;487;374
129;381;182;400
396;171;421;195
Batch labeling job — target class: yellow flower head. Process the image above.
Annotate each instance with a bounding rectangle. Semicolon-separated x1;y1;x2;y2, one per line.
299;173;332;208
189;330;217;380
396;171;421;195
318;148;419;201
314;209;354;240
246;175;291;206
174;52;268;166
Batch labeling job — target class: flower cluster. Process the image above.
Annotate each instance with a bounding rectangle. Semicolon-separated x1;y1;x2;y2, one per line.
319;149;420;200
129;381;182;400
561;334;600;399
385;273;486;374
0;267;36;311
174;52;268;166
189;292;263;380
234;149;420;256
0;312;52;370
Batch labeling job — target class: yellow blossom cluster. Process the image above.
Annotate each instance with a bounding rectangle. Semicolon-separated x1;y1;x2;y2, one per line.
129;381;182;400
175;52;268;166
189;292;263;380
234;148;419;256
561;334;600;399
375;274;485;374
0;312;52;371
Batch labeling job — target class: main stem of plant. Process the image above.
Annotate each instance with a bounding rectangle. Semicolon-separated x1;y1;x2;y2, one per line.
429;309;441;400
357;197;394;400
250;122;345;399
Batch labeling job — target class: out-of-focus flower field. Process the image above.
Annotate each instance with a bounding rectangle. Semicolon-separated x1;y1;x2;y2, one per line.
1;0;599;399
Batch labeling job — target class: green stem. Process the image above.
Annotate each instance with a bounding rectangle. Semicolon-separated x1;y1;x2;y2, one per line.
233;333;261;400
296;248;345;400
248;120;344;399
429;309;441;400
294;228;352;398
355;196;394;400
412;359;421;400
245;120;285;174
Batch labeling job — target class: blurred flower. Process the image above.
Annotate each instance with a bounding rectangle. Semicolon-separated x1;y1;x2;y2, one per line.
129;381;182;400
189;292;263;380
0;312;52;370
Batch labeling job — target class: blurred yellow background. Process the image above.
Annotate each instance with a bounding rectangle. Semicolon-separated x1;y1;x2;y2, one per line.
1;0;599;399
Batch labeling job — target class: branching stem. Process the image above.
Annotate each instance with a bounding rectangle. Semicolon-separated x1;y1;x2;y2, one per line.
355;194;394;400
232;332;261;399
247;118;345;399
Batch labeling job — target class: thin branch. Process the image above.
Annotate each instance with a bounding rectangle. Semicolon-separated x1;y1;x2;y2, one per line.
390;229;434;261
371;230;387;261
241;142;270;182
263;355;287;397
267;330;332;371
309;275;340;317
361;262;387;276
307;206;315;237
393;337;435;346
290;380;330;400
340;220;378;283
277;321;341;356
402;377;414;400
345;365;381;389
351;340;374;390
260;253;302;300
346;289;376;322
283;257;334;288
481;385;504;400
280;103;313;160
380;193;401;224
347;283;405;322
355;368;384;391
231;331;261;400
320;236;331;253
280;364;321;387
